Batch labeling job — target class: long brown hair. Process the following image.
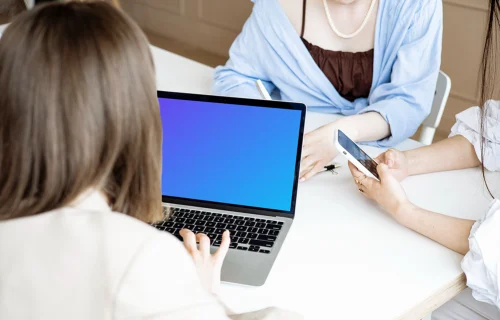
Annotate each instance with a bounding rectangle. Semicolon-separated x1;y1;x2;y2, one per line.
0;1;163;222
480;0;500;197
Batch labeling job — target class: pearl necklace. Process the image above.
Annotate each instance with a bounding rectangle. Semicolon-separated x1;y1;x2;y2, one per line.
322;0;377;39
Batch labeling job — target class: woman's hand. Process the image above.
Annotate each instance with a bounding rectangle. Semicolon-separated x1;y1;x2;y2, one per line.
374;149;409;182
348;162;412;221
300;123;337;181
180;229;230;295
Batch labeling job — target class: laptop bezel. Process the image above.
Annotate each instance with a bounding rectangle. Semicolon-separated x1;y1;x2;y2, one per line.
158;90;306;219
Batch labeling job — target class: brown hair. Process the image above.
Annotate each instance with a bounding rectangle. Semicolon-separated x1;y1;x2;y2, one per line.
480;0;500;197
0;0;27;25
0;1;163;222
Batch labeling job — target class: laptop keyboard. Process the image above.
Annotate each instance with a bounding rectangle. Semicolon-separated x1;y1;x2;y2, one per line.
152;207;283;254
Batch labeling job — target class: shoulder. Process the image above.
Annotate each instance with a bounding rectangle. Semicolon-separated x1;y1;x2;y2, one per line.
276;0;303;34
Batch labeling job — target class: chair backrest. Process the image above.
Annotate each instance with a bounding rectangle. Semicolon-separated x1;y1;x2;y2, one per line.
419;71;451;145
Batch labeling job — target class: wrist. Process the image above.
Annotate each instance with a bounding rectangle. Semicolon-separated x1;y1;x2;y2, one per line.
403;150;418;177
393;201;416;225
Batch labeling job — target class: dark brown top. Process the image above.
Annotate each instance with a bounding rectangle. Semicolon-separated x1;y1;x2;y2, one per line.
300;0;374;102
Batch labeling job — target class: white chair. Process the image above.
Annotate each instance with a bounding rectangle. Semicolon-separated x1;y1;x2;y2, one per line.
419;71;452;145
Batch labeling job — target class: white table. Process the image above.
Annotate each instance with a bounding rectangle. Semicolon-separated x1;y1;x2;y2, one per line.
153;45;496;319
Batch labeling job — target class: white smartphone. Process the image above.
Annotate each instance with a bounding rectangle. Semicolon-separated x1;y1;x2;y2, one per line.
335;129;380;180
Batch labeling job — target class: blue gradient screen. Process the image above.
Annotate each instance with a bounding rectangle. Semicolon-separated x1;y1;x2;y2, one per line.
159;98;302;212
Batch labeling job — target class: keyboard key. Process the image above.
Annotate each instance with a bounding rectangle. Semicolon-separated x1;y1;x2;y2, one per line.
258;228;268;235
244;221;256;227
257;235;277;242
185;213;194;219
231;237;240;243
214;217;225;222
248;246;259;252
244;217;250;220
194;226;205;232
176;218;186;223
247;233;257;239
249;239;273;248
236;231;247;238
235;220;245;226
268;230;279;236
206;222;216;227
229;243;237;249
235;216;244;220
193;214;203;220
249;227;258;233
224;218;235;224
256;219;265;222
266;224;282;230
164;221;174;227
214;213;222;217
266;220;273;224
216;234;222;240
259;249;271;254
195;220;206;226
173;223;185;229
215;228;224;234
166;227;175;233
213;240;222;247
239;238;250;244
216;223;227;229
237;246;248;251
226;224;237;231
184;224;195;230
186;219;195;224
255;222;266;228
248;218;255;221
226;215;234;219
205;227;215;233
236;226;247;232
208;233;216;240
278;222;284;225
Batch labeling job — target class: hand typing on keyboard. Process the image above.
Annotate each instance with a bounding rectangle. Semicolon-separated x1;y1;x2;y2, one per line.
179;229;230;295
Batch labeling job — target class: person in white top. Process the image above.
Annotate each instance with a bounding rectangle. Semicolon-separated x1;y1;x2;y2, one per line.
0;2;300;319
348;1;500;319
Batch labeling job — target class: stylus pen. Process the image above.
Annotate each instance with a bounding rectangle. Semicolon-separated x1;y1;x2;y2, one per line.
256;80;272;100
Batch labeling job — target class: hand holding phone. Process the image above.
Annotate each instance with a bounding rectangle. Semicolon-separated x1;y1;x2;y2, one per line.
335;129;380;180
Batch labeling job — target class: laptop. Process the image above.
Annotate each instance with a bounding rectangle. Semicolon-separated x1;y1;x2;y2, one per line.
153;91;306;286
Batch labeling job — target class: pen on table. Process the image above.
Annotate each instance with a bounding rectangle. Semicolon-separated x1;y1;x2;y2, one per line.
256;79;272;100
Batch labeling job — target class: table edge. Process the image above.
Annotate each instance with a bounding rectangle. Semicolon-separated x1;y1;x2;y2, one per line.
396;273;466;320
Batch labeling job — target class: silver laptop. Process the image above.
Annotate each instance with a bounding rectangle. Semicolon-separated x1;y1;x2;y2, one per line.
153;91;306;286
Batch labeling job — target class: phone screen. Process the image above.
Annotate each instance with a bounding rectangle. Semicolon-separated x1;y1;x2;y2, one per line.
338;130;379;179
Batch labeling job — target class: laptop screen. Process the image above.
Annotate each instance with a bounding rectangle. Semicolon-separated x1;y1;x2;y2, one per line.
159;96;303;213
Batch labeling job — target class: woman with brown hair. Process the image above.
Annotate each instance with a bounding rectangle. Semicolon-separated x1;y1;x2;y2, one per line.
0;2;299;319
348;0;500;318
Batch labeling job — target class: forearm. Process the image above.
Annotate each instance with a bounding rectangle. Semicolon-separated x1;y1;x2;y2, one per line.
404;135;481;176
334;112;390;143
397;204;474;255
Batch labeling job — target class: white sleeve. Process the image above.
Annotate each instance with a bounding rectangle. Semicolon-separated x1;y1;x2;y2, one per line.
449;100;500;171
114;232;231;320
461;200;500;309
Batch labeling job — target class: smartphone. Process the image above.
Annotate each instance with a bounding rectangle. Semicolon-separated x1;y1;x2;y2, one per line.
335;129;380;180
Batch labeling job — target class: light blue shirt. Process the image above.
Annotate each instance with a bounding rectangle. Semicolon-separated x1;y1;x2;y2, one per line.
213;0;443;147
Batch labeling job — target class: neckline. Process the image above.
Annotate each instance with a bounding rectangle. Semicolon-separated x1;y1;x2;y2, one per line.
301;37;374;56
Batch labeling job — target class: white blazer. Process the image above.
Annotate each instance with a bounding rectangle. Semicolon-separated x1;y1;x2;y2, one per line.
0;191;301;319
